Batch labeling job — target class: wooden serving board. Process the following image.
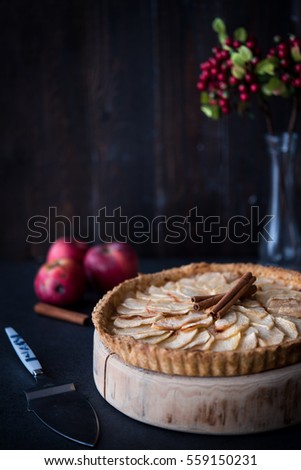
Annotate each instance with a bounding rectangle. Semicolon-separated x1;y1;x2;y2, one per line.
93;330;301;434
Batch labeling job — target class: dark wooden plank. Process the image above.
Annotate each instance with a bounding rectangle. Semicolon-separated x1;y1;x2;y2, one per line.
0;0;300;260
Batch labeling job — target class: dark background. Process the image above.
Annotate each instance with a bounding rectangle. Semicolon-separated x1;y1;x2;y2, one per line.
1;0;301;262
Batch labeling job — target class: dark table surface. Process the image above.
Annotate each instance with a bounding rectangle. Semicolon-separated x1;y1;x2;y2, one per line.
1;258;301;451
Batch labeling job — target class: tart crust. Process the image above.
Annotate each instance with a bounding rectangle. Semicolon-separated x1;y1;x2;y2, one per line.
92;262;301;377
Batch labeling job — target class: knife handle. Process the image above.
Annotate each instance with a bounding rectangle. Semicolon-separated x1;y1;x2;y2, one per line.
5;327;43;377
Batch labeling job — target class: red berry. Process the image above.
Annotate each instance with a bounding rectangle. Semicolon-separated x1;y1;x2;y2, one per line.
278;49;288;59
250;83;260;93
280;59;289;68
219;98;228;107
217;73;225;81
295;63;301;73
238;84;247;92
240;93;249;102
220;50;229;60
219;81;227;90
221;106;230;114
281;73;291;84
245;73;253;83
229;76;238;85
278;42;287;50
233;40;241;49
197;82;205;91
251;57;259;66
293;78;301;88
200;62;210;70
209;57;217;67
211;68;218;76
225;38;233;47
246;39;256;50
201;71;210;80
226;59;233;68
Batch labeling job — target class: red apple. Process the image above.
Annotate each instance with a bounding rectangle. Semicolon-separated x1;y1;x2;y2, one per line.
47;237;89;264
34;258;86;306
84;242;138;292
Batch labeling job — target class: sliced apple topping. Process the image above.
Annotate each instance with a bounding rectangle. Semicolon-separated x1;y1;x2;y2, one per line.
112;271;301;352
183;330;212;349
153;312;210;331
159;329;198;349
211;332;241;351
113;325;169;340
257;326;285;346
274;316;298;340
284;315;301;332
142;331;173;344
239;327;258;350
181;316;213;330
122;298;149;309
114;314;162;328
215;312;249;339
214;311;237;332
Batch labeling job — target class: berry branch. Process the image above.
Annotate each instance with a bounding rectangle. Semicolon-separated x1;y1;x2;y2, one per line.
197;18;301;136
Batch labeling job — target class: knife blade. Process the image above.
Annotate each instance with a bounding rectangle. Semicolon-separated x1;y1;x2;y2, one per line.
5;327;99;447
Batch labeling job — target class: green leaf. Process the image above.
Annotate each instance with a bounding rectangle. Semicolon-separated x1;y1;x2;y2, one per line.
238;45;253;62
201;104;220;120
262;77;286;96
234;27;247;42
200;92;209;104
218;32;228;46
291;45;301;62
255;58;278;75
232;52;245;67
212;18;226;34
231;65;245;79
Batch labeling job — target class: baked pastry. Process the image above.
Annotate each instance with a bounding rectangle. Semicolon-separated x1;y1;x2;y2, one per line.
92;262;301;376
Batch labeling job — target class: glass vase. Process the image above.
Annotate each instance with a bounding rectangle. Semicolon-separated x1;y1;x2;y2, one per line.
259;132;301;269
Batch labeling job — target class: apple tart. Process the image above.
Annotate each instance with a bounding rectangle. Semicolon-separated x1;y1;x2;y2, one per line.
92;262;301;376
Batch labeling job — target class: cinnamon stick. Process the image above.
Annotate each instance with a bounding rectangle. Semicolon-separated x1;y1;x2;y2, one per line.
193;284;257;311
34;302;90;326
210;273;256;320
191;294;217;303
193;294;224;311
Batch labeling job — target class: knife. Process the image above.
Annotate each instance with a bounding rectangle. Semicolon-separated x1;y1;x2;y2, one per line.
5;327;99;447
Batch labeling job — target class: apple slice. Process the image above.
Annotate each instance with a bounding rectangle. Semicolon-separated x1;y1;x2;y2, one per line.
215;313;249;339
113;325;169;340
153;312;209;331
236;304;267;319
249;313;274;330
274;316;298;340
239;331;258;350
283;315;301;332
160;328;198;349
257;326;285;346
114;314;161;328
148;285;171;298
183;330;211;349
117;305;151;317
122;298;149;309
181;316;213;330
142;331;173;344
211;332;241;351
214;311;237;332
